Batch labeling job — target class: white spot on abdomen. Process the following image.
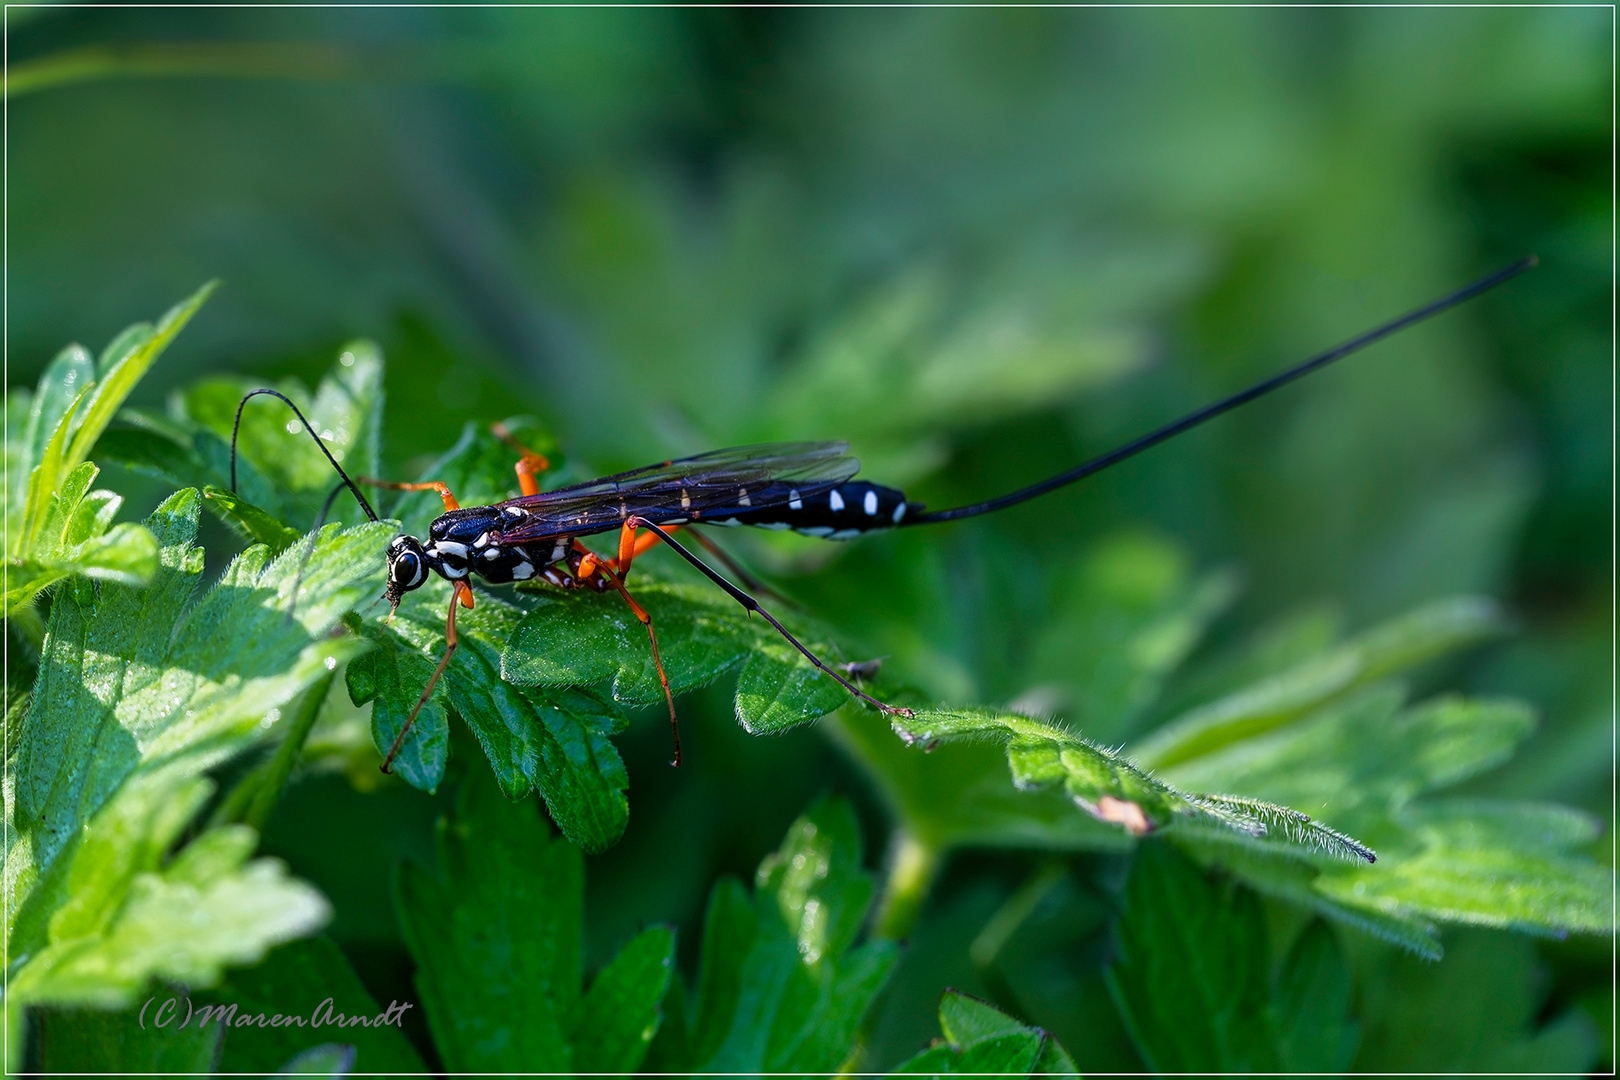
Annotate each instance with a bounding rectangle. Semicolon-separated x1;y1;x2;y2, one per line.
863;490;878;516
828;489;845;512
892;501;907;523
789;489;802;511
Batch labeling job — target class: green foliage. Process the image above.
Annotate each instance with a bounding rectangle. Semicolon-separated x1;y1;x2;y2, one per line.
34;1001;221;1074
36;937;425;1075
99;341;384;532
1;282;218;615
1105;842;1358;1073
202;936;426;1074
5;14;1608;1063
1133;596;1511;768
648;795;898;1073
5;487;389;1012
1353;929;1600;1072
347;582;635;853
394;769;673;1073
891;990;1078;1076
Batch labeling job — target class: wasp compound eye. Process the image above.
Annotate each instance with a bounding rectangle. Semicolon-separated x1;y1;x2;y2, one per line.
386;536;430;599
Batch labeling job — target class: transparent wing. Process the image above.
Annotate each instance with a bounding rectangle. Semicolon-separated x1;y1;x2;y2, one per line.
492;441;859;543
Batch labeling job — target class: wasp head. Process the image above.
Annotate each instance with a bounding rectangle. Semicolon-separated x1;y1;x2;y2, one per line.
385;534;431;617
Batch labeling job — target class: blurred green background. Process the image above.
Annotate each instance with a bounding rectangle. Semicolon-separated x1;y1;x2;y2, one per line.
8;6;1610;1071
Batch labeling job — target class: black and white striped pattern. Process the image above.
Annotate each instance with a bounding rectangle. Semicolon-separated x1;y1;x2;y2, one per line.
707;481;911;540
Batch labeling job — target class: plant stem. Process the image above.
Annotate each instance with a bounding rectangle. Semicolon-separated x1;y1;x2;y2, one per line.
871;828;942;942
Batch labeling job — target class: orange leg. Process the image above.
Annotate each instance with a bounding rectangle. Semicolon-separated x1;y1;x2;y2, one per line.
382;580;474;774
493;421;551;497
359;476;460;513
576;540;682;766
574;521;682;584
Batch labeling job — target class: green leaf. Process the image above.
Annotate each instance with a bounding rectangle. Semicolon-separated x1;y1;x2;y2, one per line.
1105;842;1356;1073
352;582;631;852
1160;683;1609;943
1354;928;1599;1071
504;577;875;735
574;926;678;1074
201;485;303;554
65;282;221;478
1134;596;1509;769
502;581;758;706
662;794;898;1074
7;489;388;1007
6;343;96;544
35;999;221;1074
892;1030;1045;1075
1313;799;1612;936
18;282;217;557
203;937;426;1074
393;768;673;1074
877;705;1375;862
889;989;1080;1075
3;461;159;616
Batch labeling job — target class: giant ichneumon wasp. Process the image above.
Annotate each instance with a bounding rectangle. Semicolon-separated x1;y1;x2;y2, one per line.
232;257;1534;773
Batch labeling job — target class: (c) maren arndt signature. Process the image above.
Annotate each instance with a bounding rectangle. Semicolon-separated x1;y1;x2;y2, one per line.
139;995;414;1033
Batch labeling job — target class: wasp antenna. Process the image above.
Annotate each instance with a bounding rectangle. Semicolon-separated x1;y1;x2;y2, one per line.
232;388;380;523
907;256;1538;525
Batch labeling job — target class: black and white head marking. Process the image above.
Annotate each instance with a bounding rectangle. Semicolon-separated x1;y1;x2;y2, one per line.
385;534;431;613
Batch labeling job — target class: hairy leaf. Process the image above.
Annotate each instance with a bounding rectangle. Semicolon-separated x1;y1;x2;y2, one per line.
349;581;631;852
6;489;387;1007
1163;688;1609;943
878;706;1375;863
3;461;159;616
393;769;673;1074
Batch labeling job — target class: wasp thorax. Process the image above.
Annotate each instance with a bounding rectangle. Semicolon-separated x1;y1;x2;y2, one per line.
385;534;430;609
